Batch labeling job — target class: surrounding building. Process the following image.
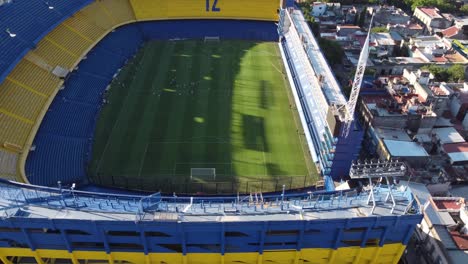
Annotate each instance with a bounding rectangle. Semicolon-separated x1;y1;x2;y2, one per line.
413;7;452;34
411;189;468;264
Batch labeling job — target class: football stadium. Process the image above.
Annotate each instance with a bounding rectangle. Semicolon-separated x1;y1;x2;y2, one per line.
0;0;423;263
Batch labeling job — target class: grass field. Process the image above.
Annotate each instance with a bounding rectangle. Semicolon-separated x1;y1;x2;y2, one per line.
88;40;318;193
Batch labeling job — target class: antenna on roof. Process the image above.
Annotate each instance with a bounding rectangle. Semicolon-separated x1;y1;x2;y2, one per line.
5;28;16;38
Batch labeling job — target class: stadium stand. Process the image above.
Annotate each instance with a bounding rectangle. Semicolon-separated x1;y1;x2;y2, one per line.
26;134;89;186
0;80;46;121
5;60;60;96
0;114;31;149
129;0;279;21
0;0;279;186
0;149;17;177
98;0;137;25
0;0;92;82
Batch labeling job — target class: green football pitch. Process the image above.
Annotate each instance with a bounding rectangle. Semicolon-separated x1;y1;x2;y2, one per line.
88;40;318;193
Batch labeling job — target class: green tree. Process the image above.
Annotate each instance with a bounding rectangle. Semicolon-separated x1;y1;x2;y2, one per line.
371;26;389;33
447;65;466;82
358;8;367;28
353;12;360;26
405;0;456;12
309;21;320;38
460;5;468;15
318;38;344;66
422;65;449;82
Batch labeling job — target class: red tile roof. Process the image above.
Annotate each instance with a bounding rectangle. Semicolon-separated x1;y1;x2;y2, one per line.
432;56;447;63
443;142;468;153
449;231;468;250
408;23;423;30
432;199;464;210
441;26;459;38
419;7;442;19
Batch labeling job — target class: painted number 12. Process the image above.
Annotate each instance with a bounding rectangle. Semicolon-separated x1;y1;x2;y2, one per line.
206;0;220;12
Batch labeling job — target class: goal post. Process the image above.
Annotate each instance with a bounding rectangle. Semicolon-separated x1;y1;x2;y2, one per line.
190;168;216;181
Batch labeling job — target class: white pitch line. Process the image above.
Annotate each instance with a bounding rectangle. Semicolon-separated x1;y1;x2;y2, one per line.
138;143;149;178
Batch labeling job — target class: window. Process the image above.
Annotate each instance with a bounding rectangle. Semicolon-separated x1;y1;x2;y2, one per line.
344;227;367;233
65;229;90;235
266;230;299;236
109;243;143;250
0;227;20;232
144;231;170;237
107;230;139;236
158;244;183;252
225;231;248;237
71;242;105;249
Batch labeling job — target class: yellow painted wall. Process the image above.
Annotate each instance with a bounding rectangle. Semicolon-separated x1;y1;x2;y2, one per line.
0;243;406;264
129;0;280;21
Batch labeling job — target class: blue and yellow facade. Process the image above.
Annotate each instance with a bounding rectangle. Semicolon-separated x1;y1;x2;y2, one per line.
0;179;423;264
0;218;419;264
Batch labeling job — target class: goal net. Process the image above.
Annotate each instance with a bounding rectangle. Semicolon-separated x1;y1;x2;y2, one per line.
204;36;220;42
190;168;216;180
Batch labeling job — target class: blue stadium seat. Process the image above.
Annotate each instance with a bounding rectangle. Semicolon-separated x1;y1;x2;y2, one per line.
79;47;127;78
38;98;99;138
98;24;144;57
26;134;88;186
26;24;145;186
0;0;92;82
61;72;110;105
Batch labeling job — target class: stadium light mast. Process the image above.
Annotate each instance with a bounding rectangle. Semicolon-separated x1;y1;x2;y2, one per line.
341;14;374;137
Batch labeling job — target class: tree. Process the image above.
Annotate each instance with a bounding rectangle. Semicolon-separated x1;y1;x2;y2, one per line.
447;65;466;82
371;27;389;33
318;38;344;66
358;8;366;28
353;12;360;26
460;5;468;15
404;0;456;12
308;21;320;38
422;65;449;82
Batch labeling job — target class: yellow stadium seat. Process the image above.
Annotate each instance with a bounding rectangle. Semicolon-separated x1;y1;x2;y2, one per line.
0;149;19;176
62;11;107;41
130;0;280;21
6;60;60;96
0;113;32;149
31;40;77;70
80;1;115;30
98;0;136;25
0;80;46;121
47;24;93;57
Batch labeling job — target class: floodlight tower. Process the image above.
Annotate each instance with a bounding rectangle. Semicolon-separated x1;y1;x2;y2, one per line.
342;15;374;137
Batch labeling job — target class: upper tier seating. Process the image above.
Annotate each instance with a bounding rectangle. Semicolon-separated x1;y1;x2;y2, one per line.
129;0;279;21
0;0;136;154
0;0;279;187
0;0;92;81
26;23;144;185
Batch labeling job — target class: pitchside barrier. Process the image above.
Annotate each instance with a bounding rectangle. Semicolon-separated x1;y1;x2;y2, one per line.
91;175;316;194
